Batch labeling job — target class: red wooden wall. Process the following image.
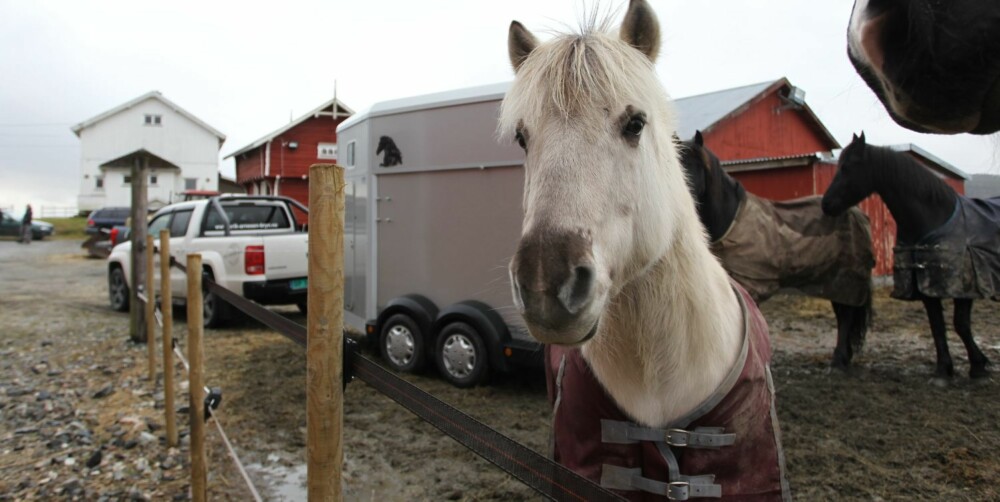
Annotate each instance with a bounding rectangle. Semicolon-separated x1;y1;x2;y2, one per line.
732;164;816;201
236;148;265;185
233;114;348;212
704;91;834;160
264;116;343;180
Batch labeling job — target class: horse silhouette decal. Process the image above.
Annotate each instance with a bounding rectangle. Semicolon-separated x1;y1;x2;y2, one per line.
376;136;403;167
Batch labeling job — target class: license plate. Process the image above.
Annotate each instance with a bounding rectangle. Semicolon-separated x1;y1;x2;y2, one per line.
290;278;308;291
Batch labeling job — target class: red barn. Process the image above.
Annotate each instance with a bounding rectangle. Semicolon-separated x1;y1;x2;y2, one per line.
676;78;970;276
226;98;353;221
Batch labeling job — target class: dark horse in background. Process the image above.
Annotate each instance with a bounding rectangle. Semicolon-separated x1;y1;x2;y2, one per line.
847;0;1000;134
822;133;995;379
681;132;875;369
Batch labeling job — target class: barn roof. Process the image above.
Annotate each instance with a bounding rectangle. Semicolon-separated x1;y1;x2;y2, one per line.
225;97;354;159
71;91;226;147
889;144;970;180
721;152;830;172
674;78;840;149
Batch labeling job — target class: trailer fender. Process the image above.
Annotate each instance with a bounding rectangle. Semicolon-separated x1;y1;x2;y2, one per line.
375;294;439;348
433;300;511;374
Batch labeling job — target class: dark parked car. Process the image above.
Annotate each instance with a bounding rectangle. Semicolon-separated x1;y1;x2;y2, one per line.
86;206;130;235
0;208;54;239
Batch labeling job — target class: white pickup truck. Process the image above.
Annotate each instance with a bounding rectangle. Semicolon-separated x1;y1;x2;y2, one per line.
107;195;310;327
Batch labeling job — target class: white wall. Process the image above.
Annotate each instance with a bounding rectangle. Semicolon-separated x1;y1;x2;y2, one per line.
76;97;222;211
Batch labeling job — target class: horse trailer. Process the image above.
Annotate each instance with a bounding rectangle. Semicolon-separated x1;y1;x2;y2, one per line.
337;82;540;387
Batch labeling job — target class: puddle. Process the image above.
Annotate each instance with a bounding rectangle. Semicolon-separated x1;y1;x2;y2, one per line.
247;457;307;501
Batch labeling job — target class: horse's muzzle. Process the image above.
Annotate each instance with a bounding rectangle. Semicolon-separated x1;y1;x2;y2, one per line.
510;229;601;343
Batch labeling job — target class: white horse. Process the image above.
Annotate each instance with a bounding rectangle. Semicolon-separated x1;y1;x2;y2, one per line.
503;1;788;499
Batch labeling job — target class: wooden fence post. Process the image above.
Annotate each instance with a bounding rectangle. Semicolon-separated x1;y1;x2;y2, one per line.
186;253;207;502
306;164;345;501
146;234;156;381
161;229;177;447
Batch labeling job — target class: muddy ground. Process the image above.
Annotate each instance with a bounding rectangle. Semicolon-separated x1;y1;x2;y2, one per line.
1;239;998;501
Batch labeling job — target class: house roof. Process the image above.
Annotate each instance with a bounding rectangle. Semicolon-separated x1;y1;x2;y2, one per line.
99;148;180;170
674;78;840;150
889;144;970;180
225;97;354;159
71;91;227;147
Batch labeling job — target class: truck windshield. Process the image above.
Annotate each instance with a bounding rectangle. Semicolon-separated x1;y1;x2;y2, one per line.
204;204;291;232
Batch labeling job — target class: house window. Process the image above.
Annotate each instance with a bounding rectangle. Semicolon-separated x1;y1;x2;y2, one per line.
317;142;337;160
123;175;132;184
346;141;355;167
144;114;162;126
149;174;158;185
184;177;197;190
95;176;104;189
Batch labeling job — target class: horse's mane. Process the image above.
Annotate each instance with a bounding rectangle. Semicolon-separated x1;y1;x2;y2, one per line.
498;15;666;139
865;143;956;207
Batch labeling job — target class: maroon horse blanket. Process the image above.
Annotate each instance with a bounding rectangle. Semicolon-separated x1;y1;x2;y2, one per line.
894;195;1000;300
545;284;790;501
711;194;874;307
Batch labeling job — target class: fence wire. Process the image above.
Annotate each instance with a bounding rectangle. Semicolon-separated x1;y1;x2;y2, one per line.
138;293;263;501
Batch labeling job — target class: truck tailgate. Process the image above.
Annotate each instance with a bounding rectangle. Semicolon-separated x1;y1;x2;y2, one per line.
264;233;309;281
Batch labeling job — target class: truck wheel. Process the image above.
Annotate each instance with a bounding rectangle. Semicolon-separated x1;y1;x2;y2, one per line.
435;322;489;388
202;271;229;329
379;313;426;372
108;267;130;312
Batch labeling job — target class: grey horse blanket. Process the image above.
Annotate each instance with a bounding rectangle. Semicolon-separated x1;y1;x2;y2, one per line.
711;194;875;307
893;195;1000;300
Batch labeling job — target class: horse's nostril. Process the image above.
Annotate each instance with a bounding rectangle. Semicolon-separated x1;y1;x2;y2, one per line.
559;265;595;315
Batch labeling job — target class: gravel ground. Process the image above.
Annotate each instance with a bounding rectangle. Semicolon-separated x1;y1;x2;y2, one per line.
2;238;999;501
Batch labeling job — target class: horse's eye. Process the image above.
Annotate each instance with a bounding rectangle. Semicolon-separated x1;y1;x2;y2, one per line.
515;131;527;151
623;115;645;137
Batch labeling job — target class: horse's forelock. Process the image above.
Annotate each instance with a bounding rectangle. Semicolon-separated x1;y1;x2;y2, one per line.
499;29;663;139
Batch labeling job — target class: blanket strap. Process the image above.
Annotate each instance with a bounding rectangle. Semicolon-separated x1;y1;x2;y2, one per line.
601;465;721;500
602;420;735;448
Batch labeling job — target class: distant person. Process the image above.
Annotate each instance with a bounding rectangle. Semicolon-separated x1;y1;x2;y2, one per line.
19;204;32;244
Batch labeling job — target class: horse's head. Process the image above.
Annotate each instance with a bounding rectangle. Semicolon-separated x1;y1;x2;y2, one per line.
679;131;711;203
848;0;1000;134
822;132;874;217
502;0;689;345
679;131;745;243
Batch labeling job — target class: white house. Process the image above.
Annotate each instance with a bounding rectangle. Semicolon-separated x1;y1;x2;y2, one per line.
72;91;226;212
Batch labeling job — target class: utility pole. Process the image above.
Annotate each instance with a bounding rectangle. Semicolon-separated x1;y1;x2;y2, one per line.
129;155;149;342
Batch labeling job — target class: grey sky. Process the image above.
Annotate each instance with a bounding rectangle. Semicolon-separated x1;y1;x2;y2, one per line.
2;0;997;212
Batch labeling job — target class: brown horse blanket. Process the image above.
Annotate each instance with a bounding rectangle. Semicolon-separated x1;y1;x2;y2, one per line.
893;196;1000;300
546;284;790;501
711;194;874;307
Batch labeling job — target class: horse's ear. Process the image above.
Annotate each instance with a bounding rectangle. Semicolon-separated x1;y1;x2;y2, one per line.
859;131;866;144
508;21;539;73
620;0;661;62
694;131;704;146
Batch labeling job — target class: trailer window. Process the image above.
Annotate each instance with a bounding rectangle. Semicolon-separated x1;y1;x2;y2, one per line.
346;141;355;168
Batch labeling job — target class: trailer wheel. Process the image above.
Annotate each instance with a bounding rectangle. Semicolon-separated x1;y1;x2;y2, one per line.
380;313;426;372
435;322;489;388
